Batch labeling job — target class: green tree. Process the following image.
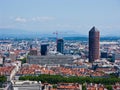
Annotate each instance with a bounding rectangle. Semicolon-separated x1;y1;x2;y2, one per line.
19;74;120;85
105;85;112;90
19;57;27;64
0;75;7;88
0;75;7;83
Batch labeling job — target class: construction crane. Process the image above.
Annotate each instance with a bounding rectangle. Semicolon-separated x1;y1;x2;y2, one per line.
53;31;66;41
53;31;58;41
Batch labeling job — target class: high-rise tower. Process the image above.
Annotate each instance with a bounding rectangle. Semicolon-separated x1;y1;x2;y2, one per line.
57;39;64;54
89;26;100;62
41;44;48;55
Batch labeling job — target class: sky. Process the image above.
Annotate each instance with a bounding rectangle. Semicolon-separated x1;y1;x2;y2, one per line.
0;0;120;36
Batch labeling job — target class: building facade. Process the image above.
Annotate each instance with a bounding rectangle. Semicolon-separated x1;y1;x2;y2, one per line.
41;44;48;55
57;39;64;54
27;55;73;65
29;49;38;56
89;26;100;62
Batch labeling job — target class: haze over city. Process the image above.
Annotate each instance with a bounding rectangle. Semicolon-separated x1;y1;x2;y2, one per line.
0;0;120;36
1;1;120;90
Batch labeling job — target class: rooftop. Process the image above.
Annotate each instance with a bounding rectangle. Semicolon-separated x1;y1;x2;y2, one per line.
89;26;99;32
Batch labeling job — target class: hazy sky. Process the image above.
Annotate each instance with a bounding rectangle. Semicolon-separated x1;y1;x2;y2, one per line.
0;0;120;36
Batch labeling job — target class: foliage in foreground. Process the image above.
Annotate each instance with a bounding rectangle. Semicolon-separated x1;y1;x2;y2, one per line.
0;75;7;88
0;75;6;83
19;57;27;64
19;74;120;85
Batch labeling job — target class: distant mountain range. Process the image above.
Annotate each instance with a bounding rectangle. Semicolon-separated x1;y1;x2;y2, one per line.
0;28;29;34
0;28;86;38
0;28;120;39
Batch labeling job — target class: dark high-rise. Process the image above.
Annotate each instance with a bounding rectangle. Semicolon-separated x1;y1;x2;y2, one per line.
89;26;100;62
41;44;48;55
30;45;33;49
57;39;64;54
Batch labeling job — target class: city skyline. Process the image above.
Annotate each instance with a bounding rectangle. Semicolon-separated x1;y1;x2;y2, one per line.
0;0;120;36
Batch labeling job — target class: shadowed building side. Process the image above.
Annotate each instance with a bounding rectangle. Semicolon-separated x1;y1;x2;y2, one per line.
89;26;100;62
57;39;64;54
41;44;48;56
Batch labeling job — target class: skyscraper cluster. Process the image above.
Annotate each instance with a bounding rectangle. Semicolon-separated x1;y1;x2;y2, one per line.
30;26;100;63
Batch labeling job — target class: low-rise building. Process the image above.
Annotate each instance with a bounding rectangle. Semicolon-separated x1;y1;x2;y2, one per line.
86;83;106;90
113;83;120;90
57;83;82;90
27;55;73;65
12;80;42;90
